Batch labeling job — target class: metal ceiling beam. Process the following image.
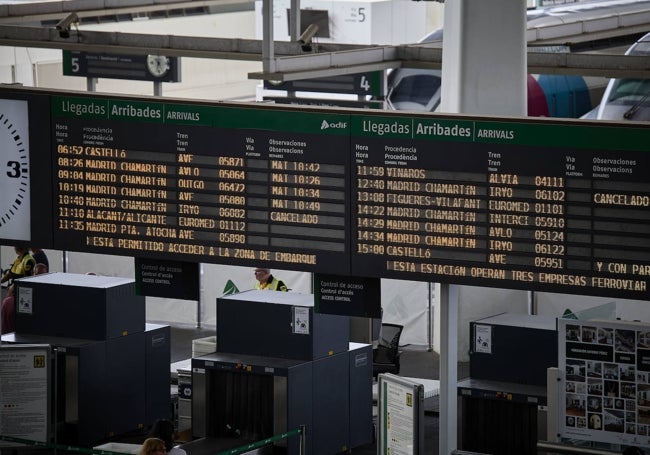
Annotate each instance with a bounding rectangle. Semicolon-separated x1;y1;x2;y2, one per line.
396;44;650;78
0;25;649;80
248;61;400;82
254;48;650;80
249;46;401;81
0;0;255;24
527;51;650;78
0;24;366;58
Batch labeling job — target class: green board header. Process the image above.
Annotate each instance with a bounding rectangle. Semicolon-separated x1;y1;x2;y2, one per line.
50;93;650;150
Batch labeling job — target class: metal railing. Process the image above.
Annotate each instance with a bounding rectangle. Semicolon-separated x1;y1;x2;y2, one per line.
538;441;626;455
1;427;306;455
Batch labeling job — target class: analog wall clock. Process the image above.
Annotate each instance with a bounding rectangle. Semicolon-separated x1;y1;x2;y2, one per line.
0;98;31;241
146;54;171;78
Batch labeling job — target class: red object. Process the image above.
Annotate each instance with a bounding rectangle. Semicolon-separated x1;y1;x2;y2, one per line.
1;294;15;334
527;75;550;117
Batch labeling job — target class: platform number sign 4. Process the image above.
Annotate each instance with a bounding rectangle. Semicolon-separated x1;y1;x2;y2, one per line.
359;76;371;92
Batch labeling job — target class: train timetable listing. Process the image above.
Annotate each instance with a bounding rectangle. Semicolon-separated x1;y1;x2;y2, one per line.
351;115;650;299
52;98;351;273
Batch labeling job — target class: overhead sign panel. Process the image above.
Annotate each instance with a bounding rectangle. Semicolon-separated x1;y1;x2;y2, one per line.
51;95;351;274
264;72;384;97
350;114;650;299
62;50;181;83
2;86;650;300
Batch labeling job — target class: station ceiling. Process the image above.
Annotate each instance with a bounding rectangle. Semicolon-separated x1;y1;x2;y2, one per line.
0;0;648;81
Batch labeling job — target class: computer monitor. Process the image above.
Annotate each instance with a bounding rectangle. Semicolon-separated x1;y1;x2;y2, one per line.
286;9;330;38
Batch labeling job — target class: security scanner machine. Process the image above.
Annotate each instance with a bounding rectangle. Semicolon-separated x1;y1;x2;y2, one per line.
191;290;373;455
0;273;171;447
458;312;558;455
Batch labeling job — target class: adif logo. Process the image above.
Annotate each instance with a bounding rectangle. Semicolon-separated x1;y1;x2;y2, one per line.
321;119;348;130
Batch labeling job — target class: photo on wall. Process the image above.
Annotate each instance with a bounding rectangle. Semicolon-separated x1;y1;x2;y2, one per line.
559;319;650;447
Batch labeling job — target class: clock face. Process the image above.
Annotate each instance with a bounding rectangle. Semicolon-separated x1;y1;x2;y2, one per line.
0;99;31;241
146;55;171;78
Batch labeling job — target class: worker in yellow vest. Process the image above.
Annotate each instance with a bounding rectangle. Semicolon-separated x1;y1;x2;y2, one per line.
254;268;288;292
1;244;35;285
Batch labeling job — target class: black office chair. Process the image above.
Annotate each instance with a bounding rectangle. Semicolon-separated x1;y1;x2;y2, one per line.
372;323;404;378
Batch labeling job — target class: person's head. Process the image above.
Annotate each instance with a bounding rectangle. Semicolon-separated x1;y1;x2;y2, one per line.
140;437;166;455
14;244;29;255
254;268;271;283
148;419;176;451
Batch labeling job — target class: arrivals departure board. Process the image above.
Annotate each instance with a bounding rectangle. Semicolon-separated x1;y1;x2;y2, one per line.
51;95;351;274
351;115;650;299
2;87;650;300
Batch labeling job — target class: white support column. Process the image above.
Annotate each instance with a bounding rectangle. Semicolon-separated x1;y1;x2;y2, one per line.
439;283;458;455
438;2;527;453
262;0;275;73
86;77;97;92
197;264;204;329
289;0;300;42
547;367;561;442
440;0;527;116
